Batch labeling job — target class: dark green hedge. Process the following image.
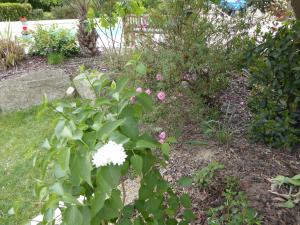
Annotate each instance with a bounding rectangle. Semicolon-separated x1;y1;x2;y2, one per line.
0;3;32;21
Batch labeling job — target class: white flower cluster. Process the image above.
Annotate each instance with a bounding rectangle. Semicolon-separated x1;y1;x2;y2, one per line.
92;141;127;168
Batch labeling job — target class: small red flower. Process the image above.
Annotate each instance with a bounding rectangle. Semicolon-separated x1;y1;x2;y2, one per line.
20;16;27;22
22;26;28;31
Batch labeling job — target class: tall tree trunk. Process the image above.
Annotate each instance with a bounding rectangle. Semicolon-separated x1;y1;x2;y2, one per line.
291;0;300;19
75;0;99;56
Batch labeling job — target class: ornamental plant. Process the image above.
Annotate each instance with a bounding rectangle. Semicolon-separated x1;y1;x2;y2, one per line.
248;20;300;149
35;69;195;224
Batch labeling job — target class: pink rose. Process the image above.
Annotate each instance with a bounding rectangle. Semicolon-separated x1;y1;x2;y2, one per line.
159;132;167;140
156;73;163;81
136;87;143;93
157;91;166;101
145;88;152;95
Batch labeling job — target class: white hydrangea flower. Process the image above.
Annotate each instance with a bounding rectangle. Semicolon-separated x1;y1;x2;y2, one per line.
92;141;127;168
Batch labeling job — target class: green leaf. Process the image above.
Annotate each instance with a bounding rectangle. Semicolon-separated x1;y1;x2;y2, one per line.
110;131;130;145
111;80;117;90
131;155;143;175
289;177;300;186
135;63;147;76
183;209;195;222
50;182;64;196
120;117;139;139
116;76;129;93
97;119;125;140
180;194;192;208
279;200;295;208
161;143;170;159
91;191;106;217
97;166;122;189
57;148;70;171
97;189;123;220
71;154;92;186
178;177;193;187
135;139;157;149
64;206;83;225
82;131;97;148
136;93;154;112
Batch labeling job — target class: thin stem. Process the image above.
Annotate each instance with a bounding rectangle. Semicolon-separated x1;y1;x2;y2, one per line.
121;179;126;205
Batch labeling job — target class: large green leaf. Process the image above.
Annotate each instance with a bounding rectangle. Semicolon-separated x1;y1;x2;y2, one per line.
135;139;157;149
64;206;83;225
97;119;125;140
120;117;139;139
97;189;123;220
131;155;143;175
116;76;130;93
71;154;92;186
57;148;70;171
97;166;122;189
136;93;154;112
91;191;106;217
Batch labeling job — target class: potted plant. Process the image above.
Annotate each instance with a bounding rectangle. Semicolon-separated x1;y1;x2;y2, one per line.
21;26;31;39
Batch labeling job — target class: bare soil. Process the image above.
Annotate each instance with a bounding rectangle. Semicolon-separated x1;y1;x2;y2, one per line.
162;74;300;225
0;55;106;81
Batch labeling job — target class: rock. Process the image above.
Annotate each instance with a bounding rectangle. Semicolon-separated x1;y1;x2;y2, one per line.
66;86;76;97
73;73;97;100
0;69;71;112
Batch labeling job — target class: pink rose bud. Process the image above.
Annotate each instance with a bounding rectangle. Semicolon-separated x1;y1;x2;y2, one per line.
159;132;167;140
159;139;165;144
136;87;143;93
157;91;166;101
145;88;152;95
130;96;136;103
156;73;163;81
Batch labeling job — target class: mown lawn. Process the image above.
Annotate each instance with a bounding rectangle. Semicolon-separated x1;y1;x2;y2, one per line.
0;107;56;225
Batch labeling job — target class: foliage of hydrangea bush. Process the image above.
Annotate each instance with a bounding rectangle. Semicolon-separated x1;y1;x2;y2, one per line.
35;70;194;225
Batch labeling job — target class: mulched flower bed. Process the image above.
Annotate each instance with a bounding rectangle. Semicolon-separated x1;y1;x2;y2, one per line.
162;74;300;225
0;55;106;81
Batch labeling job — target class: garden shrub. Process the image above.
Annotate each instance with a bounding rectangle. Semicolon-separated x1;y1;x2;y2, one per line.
248;20;300;149
0;25;24;70
35;70;195;224
140;0;253;104
29;8;44;20
51;5;77;19
30;25;79;57
0;3;32;21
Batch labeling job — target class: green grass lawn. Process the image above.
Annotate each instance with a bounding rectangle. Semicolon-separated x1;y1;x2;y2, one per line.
0;107;56;225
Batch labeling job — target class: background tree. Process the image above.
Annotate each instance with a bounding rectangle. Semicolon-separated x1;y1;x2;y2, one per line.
70;0;99;56
291;0;300;19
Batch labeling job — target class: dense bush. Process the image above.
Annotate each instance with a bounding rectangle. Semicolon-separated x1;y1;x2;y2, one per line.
139;0;252;104
28;8;44;20
51;5;77;19
0;3;32;21
248;20;300;149
0;0;63;11
30;25;79;57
